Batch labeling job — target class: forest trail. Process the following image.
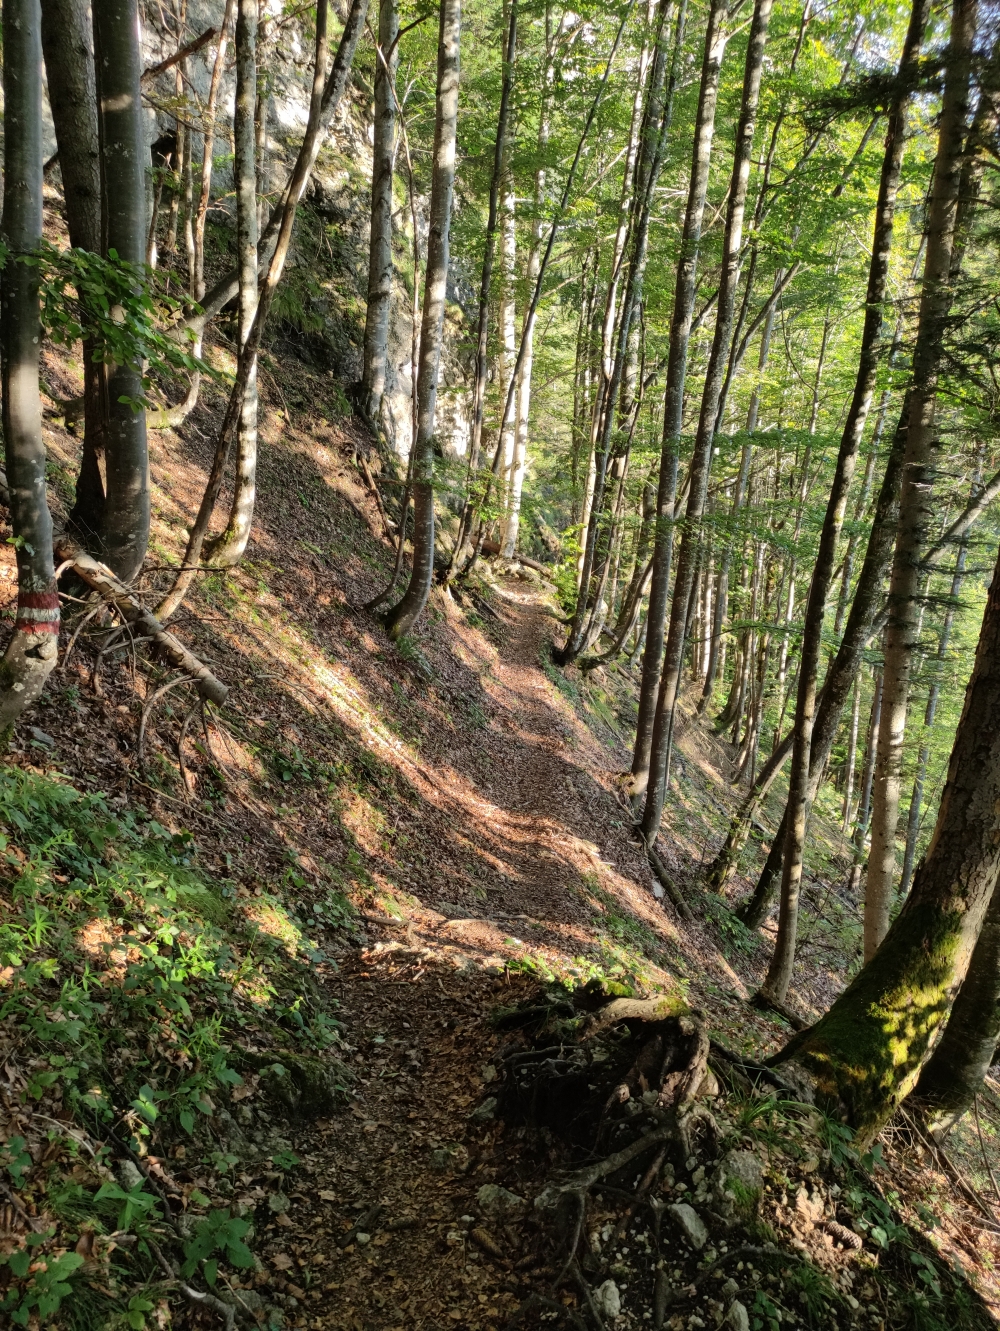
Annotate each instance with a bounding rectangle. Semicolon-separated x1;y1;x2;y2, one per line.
245;582;684;1331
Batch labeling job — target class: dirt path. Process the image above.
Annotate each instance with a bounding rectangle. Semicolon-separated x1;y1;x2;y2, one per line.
239;586;666;1331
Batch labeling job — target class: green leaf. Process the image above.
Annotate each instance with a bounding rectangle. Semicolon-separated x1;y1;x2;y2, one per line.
180;1109;195;1135
8;1249;30;1278
226;1239;255;1269
203;1258;219;1286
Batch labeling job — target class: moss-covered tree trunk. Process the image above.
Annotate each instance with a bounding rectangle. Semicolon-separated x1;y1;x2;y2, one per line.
773;535;1000;1142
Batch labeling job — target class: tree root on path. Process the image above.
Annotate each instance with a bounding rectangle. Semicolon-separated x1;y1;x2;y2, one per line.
493;985;753;1329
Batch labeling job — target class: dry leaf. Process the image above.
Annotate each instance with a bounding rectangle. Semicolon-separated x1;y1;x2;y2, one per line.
318;1189;337;1201
275;1212;295;1228
272;1253;294;1271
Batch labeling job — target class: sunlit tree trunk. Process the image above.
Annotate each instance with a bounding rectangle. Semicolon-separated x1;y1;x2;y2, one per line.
760;0;929;1003
641;0;773;844
384;0;461;639
630;0;729;807
864;0;975;960
774;533;1000;1143
361;0;400;428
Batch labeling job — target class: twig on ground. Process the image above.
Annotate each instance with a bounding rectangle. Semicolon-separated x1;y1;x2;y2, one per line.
647;846;694;922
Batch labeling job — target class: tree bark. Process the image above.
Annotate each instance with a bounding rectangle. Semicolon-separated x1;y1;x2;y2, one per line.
759;0;929;1004
773;535;1000;1142
202;0;259;566
445;0;517;579
0;0;60;726
864;0;975;961
383;0;461;639
93;0;150;582
192;0;235;302
564;0;680;651
641;0;773;845
630;0;728;807
39;0;109;542
915;832;1000;1135
361;0;400;427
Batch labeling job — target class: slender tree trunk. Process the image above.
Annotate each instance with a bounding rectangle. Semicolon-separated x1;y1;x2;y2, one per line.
630;0;729;806
567;0;679;648
361;0;400;427
40;0;108;542
864;0;975;961
0;0;60;725
445;0;517;577
384;0;461;639
900;540;967;896
180;0;369;342
774;534;1000;1143
158;0;369;619
193;0;235;301
842;676;862;831
202;0;258;566
93;0;150;582
760;0;929;1004
641;0;773;844
501;14;551;560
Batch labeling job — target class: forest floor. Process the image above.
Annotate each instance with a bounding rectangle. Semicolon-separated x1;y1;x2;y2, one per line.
4;325;1000;1331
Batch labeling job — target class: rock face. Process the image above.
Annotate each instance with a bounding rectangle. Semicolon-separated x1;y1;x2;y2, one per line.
712;1149;764;1223
667;1202;709;1250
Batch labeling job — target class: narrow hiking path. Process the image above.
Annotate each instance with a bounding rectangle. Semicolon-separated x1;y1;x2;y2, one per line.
231;580;792;1331
239;584;666;1331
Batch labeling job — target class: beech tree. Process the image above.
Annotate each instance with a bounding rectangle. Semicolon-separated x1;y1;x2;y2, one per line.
0;0;60;723
384;0;462;639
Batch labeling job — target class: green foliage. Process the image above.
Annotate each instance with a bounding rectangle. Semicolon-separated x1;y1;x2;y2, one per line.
0;766;341;1141
5;240;222;408
180;1209;255;1284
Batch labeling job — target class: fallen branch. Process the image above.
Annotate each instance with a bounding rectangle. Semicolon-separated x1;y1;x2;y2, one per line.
647;847;694;922
142;27;218;83
54;539;229;705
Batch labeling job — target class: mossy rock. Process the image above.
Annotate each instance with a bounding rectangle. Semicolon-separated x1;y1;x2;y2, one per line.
712;1149;764;1224
240;1049;350;1117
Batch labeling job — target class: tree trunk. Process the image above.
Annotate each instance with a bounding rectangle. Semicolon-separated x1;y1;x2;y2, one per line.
842;675;862;832
445;0;517;578
566;0;679;649
360;0;399;427
915;841;1000;1135
773;535;1000;1142
864;0;975;961
193;0;235;301
201;0;258;566
93;0;151;583
0;0;60;725
383;0;461;639
630;0;729;807
40;0;109;543
900;540;967;896
641;0;773;845
759;0;929;1004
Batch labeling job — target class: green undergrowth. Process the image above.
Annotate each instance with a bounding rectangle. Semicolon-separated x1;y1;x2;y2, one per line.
0;765;350;1328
